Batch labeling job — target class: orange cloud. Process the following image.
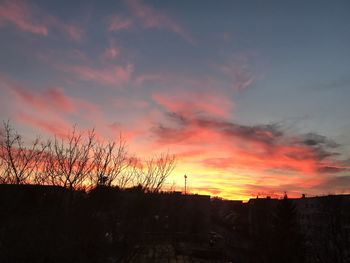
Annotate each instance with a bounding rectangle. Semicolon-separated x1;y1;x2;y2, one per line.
146;96;350;199
154;113;338;174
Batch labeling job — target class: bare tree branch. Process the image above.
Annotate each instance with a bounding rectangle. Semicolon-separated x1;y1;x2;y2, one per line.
43;127;96;190
134;152;176;192
90;134;128;187
0;121;46;184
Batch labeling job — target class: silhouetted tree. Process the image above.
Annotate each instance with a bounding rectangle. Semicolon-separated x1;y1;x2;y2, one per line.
310;196;350;263
116;156;139;188
0;121;46;184
271;194;306;263
90;136;129;187
43;127;95;190
0;144;6;183
134;152;176;192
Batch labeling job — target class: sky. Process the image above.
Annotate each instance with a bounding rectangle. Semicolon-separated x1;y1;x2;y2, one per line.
0;0;350;200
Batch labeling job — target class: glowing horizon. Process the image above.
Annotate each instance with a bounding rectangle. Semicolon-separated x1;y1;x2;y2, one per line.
1;0;350;200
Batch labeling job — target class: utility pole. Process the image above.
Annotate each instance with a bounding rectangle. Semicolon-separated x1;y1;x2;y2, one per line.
184;174;187;194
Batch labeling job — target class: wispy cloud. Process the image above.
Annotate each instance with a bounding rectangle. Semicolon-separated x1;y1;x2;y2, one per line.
14;86;76;113
126;0;195;44
63;64;134;87
0;74;104;137
108;15;133;32
37;47;134;88
0;0;48;35
215;55;255;91
61;24;84;41
0;74;100;114
153;91;233;118
0;0;84;41
16;111;72;138
101;42;120;60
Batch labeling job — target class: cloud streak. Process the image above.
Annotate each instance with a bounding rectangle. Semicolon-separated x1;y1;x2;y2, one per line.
0;0;84;41
0;74;104;137
126;0;195;44
62;64;134;87
153;91;233;118
153;112;342;172
0;0;48;35
108;15;133;32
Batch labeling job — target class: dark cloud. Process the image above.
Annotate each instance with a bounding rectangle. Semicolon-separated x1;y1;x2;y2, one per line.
318;165;350;173
155;112;340;161
316;176;350;191
299;132;339;148
152;124;193;143
161;112;284;145
166;112;189;126
194;118;284;145
286;147;338;161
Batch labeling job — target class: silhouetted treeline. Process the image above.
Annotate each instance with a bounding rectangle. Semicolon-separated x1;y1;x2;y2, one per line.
249;195;306;263
0;121;176;192
0;184;349;262
0;184;213;263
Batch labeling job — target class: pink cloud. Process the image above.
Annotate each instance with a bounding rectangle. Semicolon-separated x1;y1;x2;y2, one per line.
0;75;111;139
126;0;195;44
0;0;48;35
153;91;233;118
12;86;75;113
37;48;133;88
63;24;84;41
152;112;326;175
64;64;134;87
16;111;72;138
109;122;143;142
0;74;101;116
108;15;133;31
133;73;167;86
0;0;84;41
44;88;76;111
44;14;85;42
102;43;120;60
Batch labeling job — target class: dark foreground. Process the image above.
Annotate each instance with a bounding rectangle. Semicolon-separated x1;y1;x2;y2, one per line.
0;185;349;263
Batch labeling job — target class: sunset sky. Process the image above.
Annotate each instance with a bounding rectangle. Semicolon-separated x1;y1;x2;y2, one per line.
1;0;350;200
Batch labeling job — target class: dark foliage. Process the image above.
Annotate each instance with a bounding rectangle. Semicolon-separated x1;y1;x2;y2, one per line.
0;185;211;262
